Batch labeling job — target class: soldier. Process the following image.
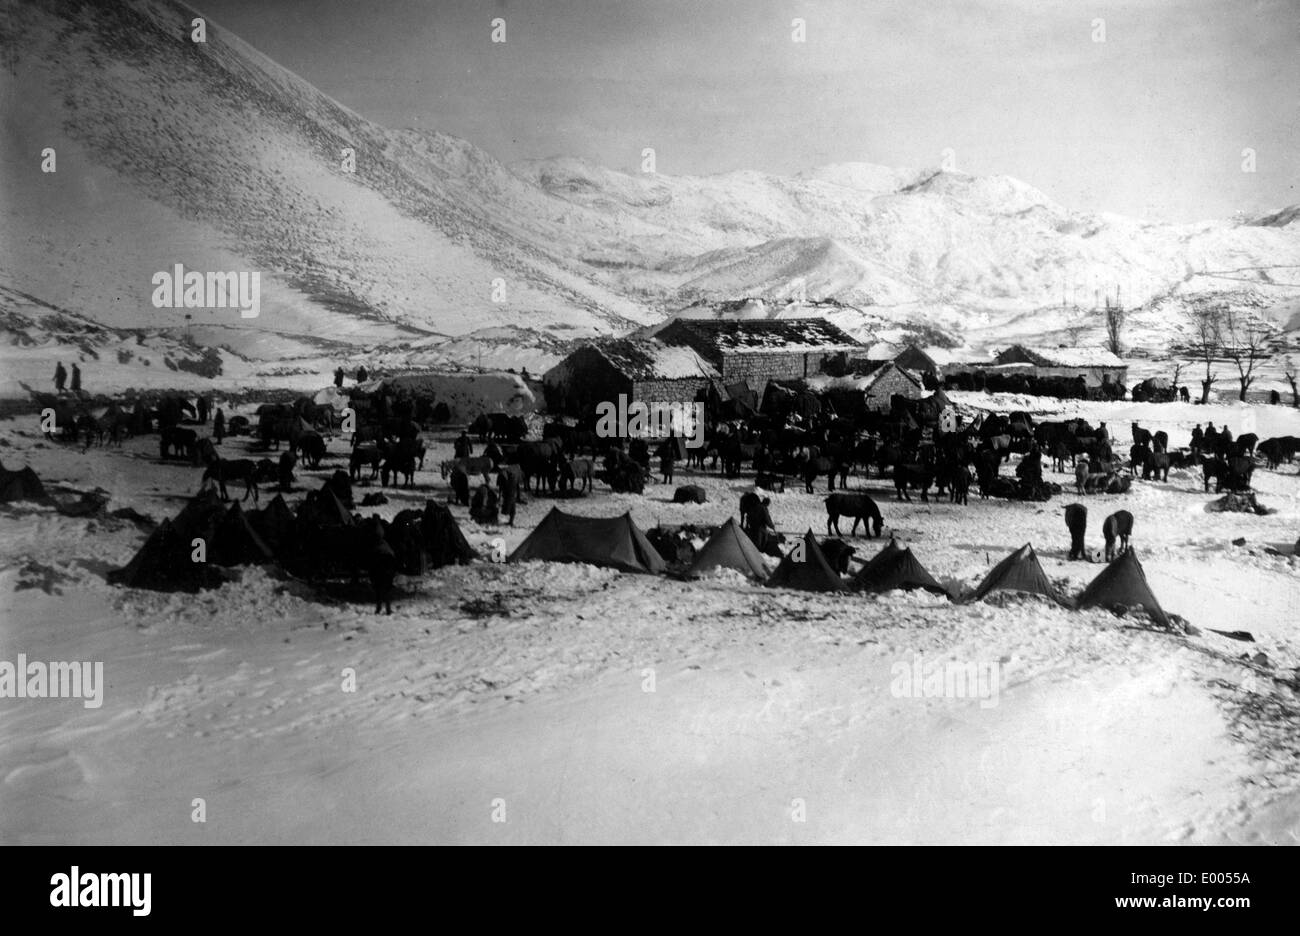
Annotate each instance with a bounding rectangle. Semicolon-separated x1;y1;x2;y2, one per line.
70;363;82;396
370;540;397;615
213;407;226;444
54;361;67;393
1064;503;1088;560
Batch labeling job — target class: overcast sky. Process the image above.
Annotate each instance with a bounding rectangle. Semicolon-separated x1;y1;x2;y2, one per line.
200;0;1298;222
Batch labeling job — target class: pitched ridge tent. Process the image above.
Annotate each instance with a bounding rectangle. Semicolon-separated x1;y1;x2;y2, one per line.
209;501;275;567
297;486;354;528
1076;549;1171;627
765;529;846;591
171;488;228;540
854;546;949;597
964;542;1064;604
687;517;768;580
850;537;904;588
421;501;478;567
107;518;231;592
248;494;301;561
508;507;666;574
0;465;47;503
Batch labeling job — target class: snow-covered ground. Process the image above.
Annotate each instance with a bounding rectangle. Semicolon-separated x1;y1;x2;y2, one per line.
2;394;1299;844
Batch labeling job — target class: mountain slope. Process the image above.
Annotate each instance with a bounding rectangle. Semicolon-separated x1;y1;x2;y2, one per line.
1;0;1297;386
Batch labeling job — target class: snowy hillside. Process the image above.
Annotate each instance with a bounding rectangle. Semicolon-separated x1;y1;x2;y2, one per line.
1;0;1298;389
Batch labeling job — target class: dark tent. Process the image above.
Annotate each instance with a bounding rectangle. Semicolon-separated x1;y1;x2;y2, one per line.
107;519;231;592
421;501;478;567
854;546;949;597
208;502;275;567
248;495;301;562
296;487;354;528
765;529;846;592
687;517;768;580
964;543;1064;604
0;465;47;503
172;488;228;538
851;537;904;587
1076;549;1171;627
508;508;666;574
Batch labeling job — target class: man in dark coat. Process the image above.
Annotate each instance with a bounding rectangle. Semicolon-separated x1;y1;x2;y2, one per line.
1190;424;1203;456
1016;446;1043;485
334;367;345;388
1065;503;1088;560
659;439;676;485
54;362;67;393
497;469;518;526
213;408;226;444
70;363;81;395
278;450;297;492
197;395;210;425
454;431;473;459
369;539;397;615
470;484;499;524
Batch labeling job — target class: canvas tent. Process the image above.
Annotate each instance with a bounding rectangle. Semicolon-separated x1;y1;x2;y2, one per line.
208;501;275;567
765;530;846;592
508;508;666;574
0;464;47;503
964;543;1064;604
853;546;949;597
108;519;231;592
248;495;301;562
687;517;769;580
851;538;904;587
1076;550;1171;627
420;501;478;568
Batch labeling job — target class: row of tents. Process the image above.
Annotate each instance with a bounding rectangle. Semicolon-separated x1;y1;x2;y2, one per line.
109;485;476;592
507;507;1172;627
106;489;1171;627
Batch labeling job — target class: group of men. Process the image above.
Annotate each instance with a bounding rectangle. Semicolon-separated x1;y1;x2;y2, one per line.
53;362;82;395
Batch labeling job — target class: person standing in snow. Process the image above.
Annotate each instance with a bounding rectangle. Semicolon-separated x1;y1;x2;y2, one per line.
370;539;397;615
70;363;82;396
660;438;676;485
334;367;345;388
213;408;226;444
1064;503;1088;560
54;362;67;393
497;468;518;526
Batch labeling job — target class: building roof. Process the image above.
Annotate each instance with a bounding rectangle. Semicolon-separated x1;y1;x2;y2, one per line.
573;338;720;381
996;345;1126;368
860;361;925;395
662;317;861;356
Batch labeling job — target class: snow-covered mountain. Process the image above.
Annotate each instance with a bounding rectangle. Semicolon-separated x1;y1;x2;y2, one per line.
2;0;1297;388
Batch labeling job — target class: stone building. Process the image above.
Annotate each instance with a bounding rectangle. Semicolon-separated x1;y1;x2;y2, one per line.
991;345;1128;388
859;361;926;413
654;318;861;397
542;338;719;419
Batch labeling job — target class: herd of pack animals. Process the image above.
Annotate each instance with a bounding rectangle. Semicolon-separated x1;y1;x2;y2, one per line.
30;387;1300;609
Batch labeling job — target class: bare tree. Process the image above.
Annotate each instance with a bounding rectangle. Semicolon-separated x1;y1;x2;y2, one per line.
1103;297;1126;356
1221;307;1278;401
1185;303;1223;404
1169;360;1184;398
1284;355;1300;408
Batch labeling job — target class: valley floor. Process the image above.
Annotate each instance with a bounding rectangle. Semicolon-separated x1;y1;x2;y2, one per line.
2;396;1299;844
